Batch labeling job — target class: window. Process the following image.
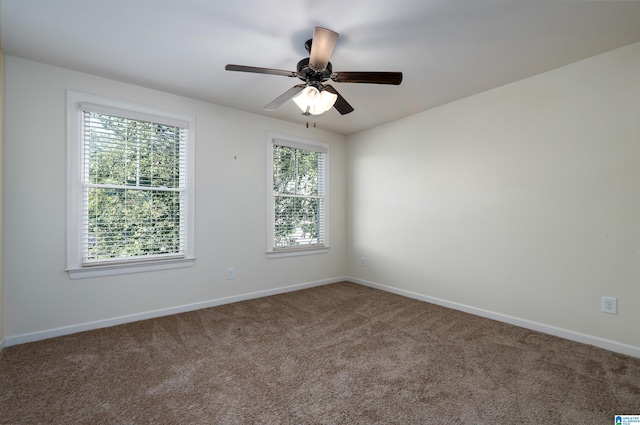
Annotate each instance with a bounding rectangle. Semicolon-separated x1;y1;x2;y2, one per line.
267;133;329;257
67;91;195;278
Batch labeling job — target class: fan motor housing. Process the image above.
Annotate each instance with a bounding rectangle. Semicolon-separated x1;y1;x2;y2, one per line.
297;58;332;83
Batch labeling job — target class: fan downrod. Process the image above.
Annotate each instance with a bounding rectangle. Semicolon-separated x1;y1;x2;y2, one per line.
304;39;313;54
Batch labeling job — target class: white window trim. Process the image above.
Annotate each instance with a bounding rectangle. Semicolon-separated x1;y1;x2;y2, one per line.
266;132;329;259
66;91;195;279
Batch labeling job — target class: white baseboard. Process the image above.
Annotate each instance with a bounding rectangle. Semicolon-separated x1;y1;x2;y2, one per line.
9;276;638;359
348;277;640;359
5;277;346;347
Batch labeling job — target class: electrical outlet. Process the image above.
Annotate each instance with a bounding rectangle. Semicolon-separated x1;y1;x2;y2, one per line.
602;296;617;314
226;267;235;280
360;256;366;267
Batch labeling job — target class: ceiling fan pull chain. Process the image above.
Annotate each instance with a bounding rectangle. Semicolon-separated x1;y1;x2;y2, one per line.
304;114;318;128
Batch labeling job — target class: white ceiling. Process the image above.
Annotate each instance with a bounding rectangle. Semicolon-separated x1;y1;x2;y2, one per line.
3;0;640;135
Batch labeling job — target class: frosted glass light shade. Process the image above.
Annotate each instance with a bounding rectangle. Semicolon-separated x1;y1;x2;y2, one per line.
293;86;337;115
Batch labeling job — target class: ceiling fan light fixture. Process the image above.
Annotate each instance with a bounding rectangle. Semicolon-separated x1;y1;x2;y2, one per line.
293;86;337;115
226;26;402;117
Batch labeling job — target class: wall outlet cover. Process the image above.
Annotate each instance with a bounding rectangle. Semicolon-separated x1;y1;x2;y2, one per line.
602;296;617;314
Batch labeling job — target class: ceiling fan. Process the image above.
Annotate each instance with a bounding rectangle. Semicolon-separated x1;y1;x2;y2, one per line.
225;27;402;117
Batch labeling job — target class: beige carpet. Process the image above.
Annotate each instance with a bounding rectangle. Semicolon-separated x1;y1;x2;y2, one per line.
1;282;639;424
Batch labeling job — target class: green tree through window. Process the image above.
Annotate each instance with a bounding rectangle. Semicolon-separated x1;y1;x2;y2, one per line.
271;141;326;249
84;112;186;262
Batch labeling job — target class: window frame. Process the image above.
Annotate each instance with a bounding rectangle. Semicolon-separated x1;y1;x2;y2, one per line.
66;91;195;279
266;132;329;258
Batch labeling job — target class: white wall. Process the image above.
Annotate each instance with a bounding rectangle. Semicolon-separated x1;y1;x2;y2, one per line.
347;42;640;354
3;56;347;343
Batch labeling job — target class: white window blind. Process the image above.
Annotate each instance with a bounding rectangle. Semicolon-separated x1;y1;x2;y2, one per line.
80;108;188;266
269;135;328;254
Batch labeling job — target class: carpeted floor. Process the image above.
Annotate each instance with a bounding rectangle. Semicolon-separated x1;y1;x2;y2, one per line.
1;282;639;424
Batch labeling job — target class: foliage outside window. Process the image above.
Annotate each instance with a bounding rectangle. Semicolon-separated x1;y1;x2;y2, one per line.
84;112;185;262
268;134;328;256
67;91;194;278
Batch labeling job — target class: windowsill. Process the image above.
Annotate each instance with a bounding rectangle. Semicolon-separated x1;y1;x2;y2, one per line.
266;246;329;259
67;257;195;279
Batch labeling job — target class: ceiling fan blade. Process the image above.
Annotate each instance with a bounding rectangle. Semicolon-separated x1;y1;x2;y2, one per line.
309;27;339;71
331;71;403;85
225;64;298;78
322;85;354;115
264;84;306;110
